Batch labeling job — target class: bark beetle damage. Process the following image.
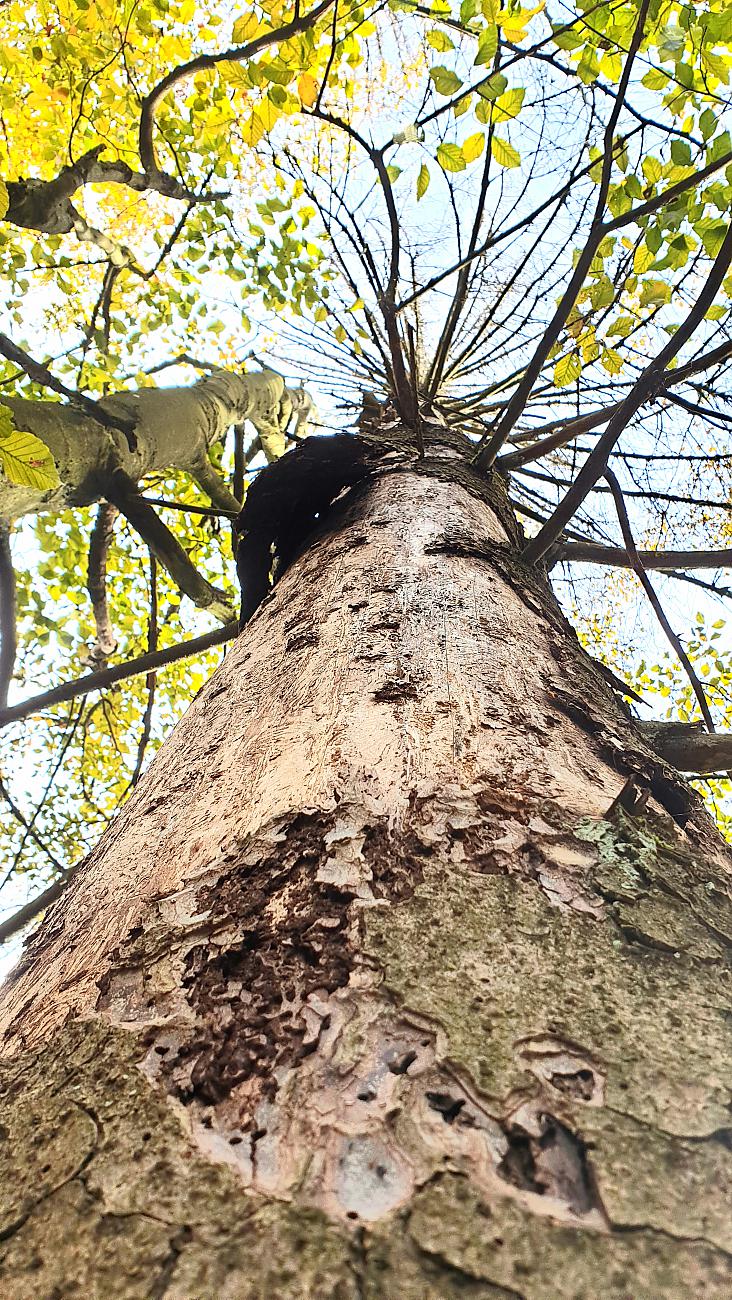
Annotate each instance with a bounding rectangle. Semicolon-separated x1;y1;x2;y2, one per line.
497;1114;603;1219
152;809;427;1120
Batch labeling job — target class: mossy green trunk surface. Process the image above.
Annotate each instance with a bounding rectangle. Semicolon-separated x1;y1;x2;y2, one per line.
1;447;731;1298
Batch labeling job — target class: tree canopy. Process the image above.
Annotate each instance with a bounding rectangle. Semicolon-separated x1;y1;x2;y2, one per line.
1;0;732;943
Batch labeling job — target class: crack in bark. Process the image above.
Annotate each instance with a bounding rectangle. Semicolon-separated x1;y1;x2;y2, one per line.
0;1100;99;1243
148;1223;193;1300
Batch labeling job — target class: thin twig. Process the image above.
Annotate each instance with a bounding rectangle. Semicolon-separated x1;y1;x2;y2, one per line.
127;554;158;789
523;219;732;565
0;622;238;730
0;523;16;709
604;469;714;733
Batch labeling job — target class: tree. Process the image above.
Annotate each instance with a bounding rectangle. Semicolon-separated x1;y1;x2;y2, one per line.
1;0;732;1293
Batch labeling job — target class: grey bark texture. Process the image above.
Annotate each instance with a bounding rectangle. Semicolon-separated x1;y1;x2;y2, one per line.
0;435;731;1299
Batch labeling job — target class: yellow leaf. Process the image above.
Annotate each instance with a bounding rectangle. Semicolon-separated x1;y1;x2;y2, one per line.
0;178;7;220
232;13;261;44
493;87;525;121
258;98;280;131
553;351;581;387
491;135;521;168
298;73;318;107
462;132;485;163
242;111;265;146
0;406;59;491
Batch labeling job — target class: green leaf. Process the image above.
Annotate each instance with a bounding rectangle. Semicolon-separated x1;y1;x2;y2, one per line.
416;162;430;199
258;61;294;86
700;108;717;141
552;27;585;51
427;30;455;52
642;155;662;185
436;142;466;173
553;351;581;387
642;68;668;91
588;274;614;308
697;219;728;258
600;347;623;375
429;66;463;96
490;135;521;168
476;71;507;101
0;406;60;490
474;26;498;66
639;278;672;306
606;315;635;338
671;138;692;166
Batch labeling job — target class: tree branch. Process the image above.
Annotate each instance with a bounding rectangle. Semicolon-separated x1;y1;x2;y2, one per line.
106;473;235;622
500;337;732;470
86;503;118;664
3;146;213;238
138;0;336;176
552;542;732;573
0;622;238;730
0;865;81;947
127;553;158;790
0;777;67;877
0;523;15;709
522;219;732;565
0;332;135;443
473;0;652;469
639;721;732;776
603;468;714;733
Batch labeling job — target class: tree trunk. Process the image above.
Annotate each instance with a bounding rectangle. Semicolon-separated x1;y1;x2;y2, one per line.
1;443;731;1299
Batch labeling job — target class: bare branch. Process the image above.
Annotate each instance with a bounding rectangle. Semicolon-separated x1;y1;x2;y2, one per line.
0;777;67;876
127;553;158;790
603;469;714;732
553;542;732;573
106;472;235;621
87;503;118;664
473;0;652;469
523;219;732;566
0;523;15;709
0;622;238;731
0;865;81;947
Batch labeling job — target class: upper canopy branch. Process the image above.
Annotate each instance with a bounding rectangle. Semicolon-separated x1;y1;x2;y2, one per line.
3;145;216;239
522;218;732;567
499;340;732;471
138;0;336;178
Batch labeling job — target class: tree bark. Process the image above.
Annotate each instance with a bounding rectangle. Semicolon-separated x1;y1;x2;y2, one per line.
1;441;731;1299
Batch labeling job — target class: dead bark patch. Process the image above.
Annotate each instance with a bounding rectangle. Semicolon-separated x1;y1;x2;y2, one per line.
167;813;355;1112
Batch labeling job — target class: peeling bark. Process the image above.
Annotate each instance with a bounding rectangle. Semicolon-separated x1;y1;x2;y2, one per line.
1;440;731;1298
